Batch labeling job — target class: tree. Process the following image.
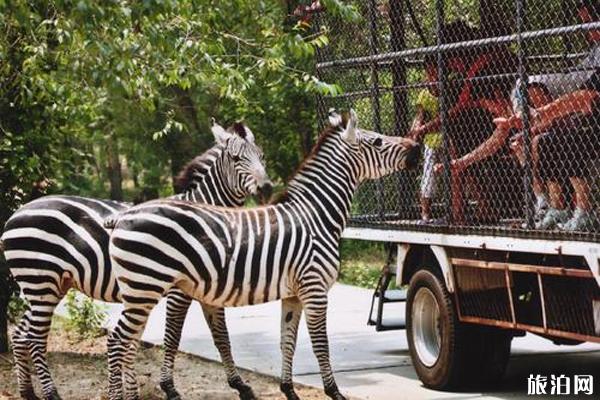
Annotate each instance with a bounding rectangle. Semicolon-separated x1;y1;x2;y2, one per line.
0;0;359;350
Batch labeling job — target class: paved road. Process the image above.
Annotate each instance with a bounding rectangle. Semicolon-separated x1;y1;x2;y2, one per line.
57;283;600;400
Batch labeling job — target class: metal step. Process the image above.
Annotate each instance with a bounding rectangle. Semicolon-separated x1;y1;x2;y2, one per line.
381;289;407;303
366;258;407;332
368;316;406;331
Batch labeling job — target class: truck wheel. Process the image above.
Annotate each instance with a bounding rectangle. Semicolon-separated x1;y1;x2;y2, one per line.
406;269;512;390
407;269;471;390
474;325;512;386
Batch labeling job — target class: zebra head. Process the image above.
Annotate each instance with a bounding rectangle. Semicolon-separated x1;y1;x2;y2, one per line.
211;119;273;202
335;109;420;180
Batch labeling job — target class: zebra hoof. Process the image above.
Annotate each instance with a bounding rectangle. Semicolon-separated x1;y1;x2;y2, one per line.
165;391;181;400
238;386;257;400
228;377;256;400
280;383;300;400
20;388;41;400
324;385;347;400
160;379;182;400
44;390;62;400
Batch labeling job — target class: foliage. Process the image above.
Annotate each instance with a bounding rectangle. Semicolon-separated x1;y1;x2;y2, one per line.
7;296;28;324
63;290;107;340
0;0;358;219
338;261;384;289
338;239;388;289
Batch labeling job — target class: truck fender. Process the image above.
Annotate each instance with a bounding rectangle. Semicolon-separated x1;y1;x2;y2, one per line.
395;244;455;293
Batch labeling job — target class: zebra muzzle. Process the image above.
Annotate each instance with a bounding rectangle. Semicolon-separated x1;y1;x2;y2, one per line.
257;181;273;204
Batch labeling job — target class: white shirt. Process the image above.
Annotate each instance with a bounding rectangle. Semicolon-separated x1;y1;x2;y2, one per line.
528;44;600;97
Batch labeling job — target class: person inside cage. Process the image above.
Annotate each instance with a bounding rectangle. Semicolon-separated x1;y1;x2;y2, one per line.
412;53;441;224
494;0;600;231
498;78;600;231
525;0;600;99
434;83;553;225
410;21;485;225
411;20;518;225
508;84;555;223
409;21;482;144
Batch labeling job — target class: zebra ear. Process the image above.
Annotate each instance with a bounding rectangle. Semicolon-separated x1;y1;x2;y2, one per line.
234;122;254;143
341;109;358;144
328;108;342;127
211;118;233;144
246;129;255;143
231;122;247;139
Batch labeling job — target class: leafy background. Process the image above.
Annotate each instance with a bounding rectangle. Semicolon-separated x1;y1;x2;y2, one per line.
0;0;361;350
0;0;359;219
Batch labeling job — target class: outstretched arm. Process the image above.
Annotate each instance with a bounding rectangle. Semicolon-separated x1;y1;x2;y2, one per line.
497;89;600;134
411;106;425;131
434;125;512;173
455;125;512;169
531;89;599;134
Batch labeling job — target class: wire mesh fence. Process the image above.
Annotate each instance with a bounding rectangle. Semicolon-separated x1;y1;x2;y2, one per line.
315;0;600;241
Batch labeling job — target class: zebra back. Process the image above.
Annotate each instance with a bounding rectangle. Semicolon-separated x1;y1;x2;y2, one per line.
1;123;270;303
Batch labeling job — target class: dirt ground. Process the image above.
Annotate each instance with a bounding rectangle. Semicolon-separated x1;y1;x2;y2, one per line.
0;326;329;400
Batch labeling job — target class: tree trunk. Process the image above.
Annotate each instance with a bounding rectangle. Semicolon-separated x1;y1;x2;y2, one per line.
173;87;204;139
300;123;313;156
169;132;196;192
1;208;12;353
292;92;314;157
170;87;209;192
0;253;10;353
107;134;123;201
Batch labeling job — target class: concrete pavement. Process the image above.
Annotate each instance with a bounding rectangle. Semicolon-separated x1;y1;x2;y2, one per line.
56;283;600;399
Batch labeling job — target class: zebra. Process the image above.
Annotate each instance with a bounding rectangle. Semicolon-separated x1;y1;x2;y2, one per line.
1;119;271;400
106;110;420;400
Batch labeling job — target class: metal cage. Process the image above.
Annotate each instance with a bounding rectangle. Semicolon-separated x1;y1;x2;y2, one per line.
315;0;600;242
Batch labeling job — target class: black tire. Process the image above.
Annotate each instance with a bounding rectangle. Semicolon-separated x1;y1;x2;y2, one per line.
406;269;512;390
472;325;512;386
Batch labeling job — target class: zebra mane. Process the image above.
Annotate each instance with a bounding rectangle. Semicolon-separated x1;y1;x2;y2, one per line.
270;119;346;204
173;146;222;193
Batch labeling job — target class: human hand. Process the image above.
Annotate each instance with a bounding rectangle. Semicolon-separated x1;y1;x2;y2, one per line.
509;132;523;147
509;133;526;166
408;125;426;141
434;159;466;174
494;114;523;131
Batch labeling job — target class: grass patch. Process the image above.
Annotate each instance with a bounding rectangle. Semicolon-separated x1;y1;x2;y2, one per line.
338;239;388;289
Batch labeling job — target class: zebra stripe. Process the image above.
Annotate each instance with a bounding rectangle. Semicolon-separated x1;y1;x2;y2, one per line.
2;121;270;400
107;111;419;400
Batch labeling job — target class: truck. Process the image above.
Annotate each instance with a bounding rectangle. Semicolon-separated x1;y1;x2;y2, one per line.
315;0;600;389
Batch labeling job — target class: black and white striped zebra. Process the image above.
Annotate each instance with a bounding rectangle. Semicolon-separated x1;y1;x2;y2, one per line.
1;120;271;400
106;110;420;400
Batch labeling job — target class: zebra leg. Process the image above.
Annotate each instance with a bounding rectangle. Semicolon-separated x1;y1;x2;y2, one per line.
12;307;39;400
107;329;125;400
122;340;140;400
279;296;303;400
108;298;159;400
201;304;256;400
301;294;346;400
26;297;63;400
160;289;192;400
106;328;125;400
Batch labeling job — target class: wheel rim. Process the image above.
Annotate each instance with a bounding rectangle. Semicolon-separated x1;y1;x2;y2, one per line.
412;287;441;367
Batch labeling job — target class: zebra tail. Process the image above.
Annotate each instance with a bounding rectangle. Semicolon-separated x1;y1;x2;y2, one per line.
0;239;20;297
